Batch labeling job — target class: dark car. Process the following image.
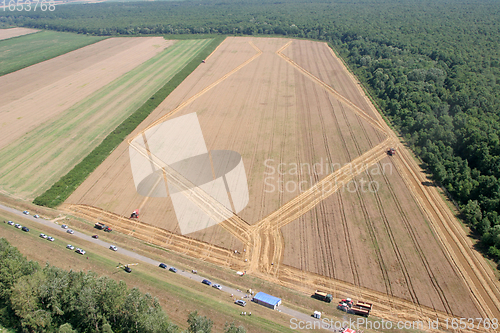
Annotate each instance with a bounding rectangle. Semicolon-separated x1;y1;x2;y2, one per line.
159;263;167;269
92;235;99;239
202;279;212;286
21;226;29;232
169;267;177;273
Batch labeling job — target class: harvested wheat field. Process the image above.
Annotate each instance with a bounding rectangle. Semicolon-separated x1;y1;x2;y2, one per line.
0;38;213;199
0;27;39;40
65;37;500;330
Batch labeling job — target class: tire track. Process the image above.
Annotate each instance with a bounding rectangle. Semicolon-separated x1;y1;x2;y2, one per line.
382;161;453;314
301;74;332;279
394;150;495;319
351;109;419;309
325;94;360;286
339;101;395;298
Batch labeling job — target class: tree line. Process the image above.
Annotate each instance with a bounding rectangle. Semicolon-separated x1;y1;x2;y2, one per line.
2;0;500;263
0;238;245;333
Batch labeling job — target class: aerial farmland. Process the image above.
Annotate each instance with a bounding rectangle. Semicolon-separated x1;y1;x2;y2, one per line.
61;36;500;325
1;6;499;330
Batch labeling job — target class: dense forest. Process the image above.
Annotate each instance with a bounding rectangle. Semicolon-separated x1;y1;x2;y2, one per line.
2;0;500;261
0;239;245;332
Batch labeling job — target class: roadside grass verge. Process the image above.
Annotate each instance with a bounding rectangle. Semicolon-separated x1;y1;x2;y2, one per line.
0;30;104;76
34;36;226;208
0;214;294;332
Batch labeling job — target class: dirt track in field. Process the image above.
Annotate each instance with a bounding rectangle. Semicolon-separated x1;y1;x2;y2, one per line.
0;37;172;150
0;27;39;40
64;37;500;331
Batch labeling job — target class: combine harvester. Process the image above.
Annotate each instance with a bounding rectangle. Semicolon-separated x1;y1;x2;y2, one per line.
130;209;139;219
337;298;373;317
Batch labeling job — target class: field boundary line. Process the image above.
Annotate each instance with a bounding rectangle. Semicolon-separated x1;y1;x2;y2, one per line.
129;40;263;142
393;150;494;319
204;36;227;61
254;137;392;231
277;42;387;134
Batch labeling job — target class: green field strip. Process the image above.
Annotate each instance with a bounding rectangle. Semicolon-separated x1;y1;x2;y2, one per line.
0;31;105;76
0;39;211;199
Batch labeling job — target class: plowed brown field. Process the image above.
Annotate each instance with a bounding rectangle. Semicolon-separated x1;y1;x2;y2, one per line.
64;37;500;331
0;27;38;40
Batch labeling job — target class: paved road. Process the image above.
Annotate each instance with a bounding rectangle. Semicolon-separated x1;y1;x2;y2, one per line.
1;203;339;332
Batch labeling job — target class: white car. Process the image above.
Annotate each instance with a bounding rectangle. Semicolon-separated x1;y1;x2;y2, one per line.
66;244;75;250
40;233;48;239
47;236;55;242
67;229;74;234
33;214;39;218
15;224;22;229
212;284;222;290
76;248;86;255
61;224;68;229
235;300;246;307
109;245;118;251
7;221;14;226
23;211;29;215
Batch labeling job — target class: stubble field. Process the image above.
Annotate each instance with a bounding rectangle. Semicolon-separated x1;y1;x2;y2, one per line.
64;37;500;328
0;27;39;40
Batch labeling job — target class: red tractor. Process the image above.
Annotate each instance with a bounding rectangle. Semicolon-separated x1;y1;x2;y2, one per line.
387;148;396;156
130;209;139;219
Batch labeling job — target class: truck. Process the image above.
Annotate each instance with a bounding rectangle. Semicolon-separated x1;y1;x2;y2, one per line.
337;298;372;318
355;301;373;311
313;290;333;303
348;305;370;317
94;222;107;230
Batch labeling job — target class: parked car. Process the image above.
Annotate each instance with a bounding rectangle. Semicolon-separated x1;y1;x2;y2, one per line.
47;236;55;242
202;279;212;286
15;224;22;229
75;248;86;255
212;284;222;290
169;267;177;273
7;221;14;226
21;226;29;232
92;235;99;239
159;263;167;269
67;229;74;234
61;224;68;229
40;233;48;239
109;245;118;251
23;211;29;215
235;300;246;307
33;214;39;218
66;245;75;250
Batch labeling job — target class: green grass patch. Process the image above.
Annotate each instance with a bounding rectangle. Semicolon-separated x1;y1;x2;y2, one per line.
0;30;104;76
34;36;226;208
